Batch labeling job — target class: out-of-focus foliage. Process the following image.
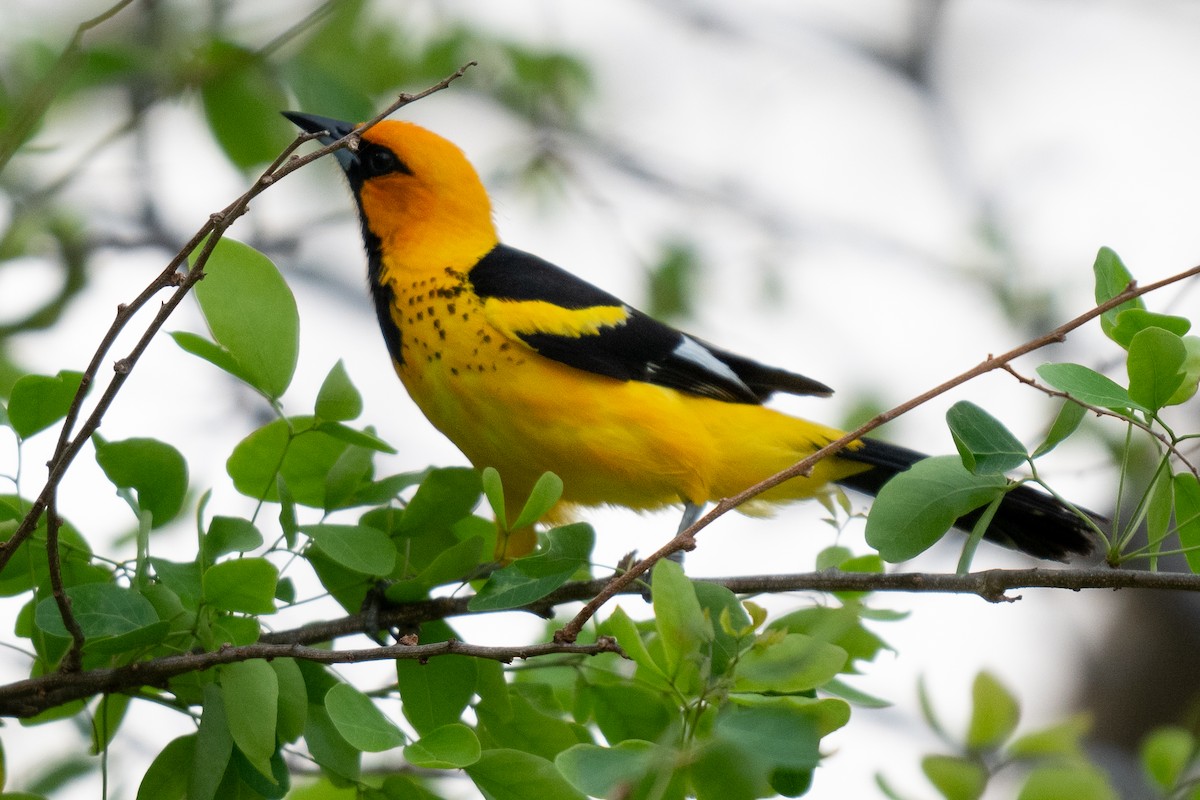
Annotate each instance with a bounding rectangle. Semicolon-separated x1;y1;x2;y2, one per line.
0;0;595;386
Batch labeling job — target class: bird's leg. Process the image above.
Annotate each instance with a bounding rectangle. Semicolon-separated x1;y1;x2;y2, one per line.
677;502;704;534
671;502;704;563
642;502;705;602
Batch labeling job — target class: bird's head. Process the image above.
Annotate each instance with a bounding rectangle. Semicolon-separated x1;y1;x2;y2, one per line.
284;112;497;261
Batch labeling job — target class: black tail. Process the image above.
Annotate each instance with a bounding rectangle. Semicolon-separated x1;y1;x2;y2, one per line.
837;438;1099;561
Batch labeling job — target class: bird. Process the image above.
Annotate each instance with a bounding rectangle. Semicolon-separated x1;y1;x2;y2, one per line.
283;111;1096;562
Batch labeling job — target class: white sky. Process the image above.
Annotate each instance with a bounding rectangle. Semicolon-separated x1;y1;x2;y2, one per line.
4;0;1200;797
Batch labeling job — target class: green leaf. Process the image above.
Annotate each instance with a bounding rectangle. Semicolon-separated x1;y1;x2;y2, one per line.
200;41;292;170
1166;335;1200;406
403;723;480;768
475;685;591;762
1141;726;1194;790
203;558;278;614
821;678;891;708
651;558;711;688
137;735;194;800
322;439;375;511
1175;473;1200;574
228;417;349;507
222;660;278;779
556;741;670;798
34;583;162;652
465;749;586;800
694;581;753;676
1031;401;1087;459
481;467;507;526
945;401;1028;474
1126;326;1187;411
1093;246;1142;342
314;420;397;454
385;536;483;602
468;523;593;611
303;524;396;577
1036;362;1142;412
93;436;188;527
325;683;405;752
588;683;675;744
865;456;1009;562
204;516;263;562
511;472;564;529
1007;714;1090;760
1109;308;1191;348
304;702;360;781
716;705;821;770
170;331;245;384
601;606;668;687
315;360;363;421
191;684;234;800
396;622;477;735
232;747;289;798
190;237;298;400
1148;463;1174;563
966;672;1019;751
396;467;483;535
922;755;987;800
271;658;307;744
733;633;848;694
689;738;769;800
1018;765;1116;800
7;370;84;438
92;693;131;754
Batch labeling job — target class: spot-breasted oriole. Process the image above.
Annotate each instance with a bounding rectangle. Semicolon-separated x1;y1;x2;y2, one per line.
284;111;1095;561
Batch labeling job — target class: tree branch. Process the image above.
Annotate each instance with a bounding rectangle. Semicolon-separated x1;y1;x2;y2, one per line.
7;564;1200;718
0;635;622;719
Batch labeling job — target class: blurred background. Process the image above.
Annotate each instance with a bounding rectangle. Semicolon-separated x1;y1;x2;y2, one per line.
3;0;1200;797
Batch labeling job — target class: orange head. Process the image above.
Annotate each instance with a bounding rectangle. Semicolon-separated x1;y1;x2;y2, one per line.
284;113;498;271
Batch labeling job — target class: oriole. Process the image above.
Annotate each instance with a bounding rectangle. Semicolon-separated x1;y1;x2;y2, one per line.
284;111;1094;561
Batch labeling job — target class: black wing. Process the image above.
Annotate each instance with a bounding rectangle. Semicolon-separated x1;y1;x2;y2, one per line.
469;245;832;404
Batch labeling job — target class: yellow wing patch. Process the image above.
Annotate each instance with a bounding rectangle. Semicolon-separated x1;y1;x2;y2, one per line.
482;298;629;342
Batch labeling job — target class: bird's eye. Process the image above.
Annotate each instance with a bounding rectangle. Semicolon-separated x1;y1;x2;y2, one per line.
362;147;402;177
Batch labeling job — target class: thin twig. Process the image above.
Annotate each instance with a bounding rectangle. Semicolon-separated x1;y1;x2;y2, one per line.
555;264;1200;642
46;495;85;672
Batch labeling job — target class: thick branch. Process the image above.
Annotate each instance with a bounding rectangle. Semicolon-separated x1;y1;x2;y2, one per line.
0;636;621;719
6;565;1200;718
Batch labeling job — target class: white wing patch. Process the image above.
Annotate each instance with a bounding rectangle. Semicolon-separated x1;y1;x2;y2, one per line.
667;336;752;392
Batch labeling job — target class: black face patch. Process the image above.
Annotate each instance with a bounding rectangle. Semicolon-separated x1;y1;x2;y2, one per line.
356;143;412;180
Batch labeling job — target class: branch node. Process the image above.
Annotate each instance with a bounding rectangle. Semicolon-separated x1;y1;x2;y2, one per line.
113;358;131;374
